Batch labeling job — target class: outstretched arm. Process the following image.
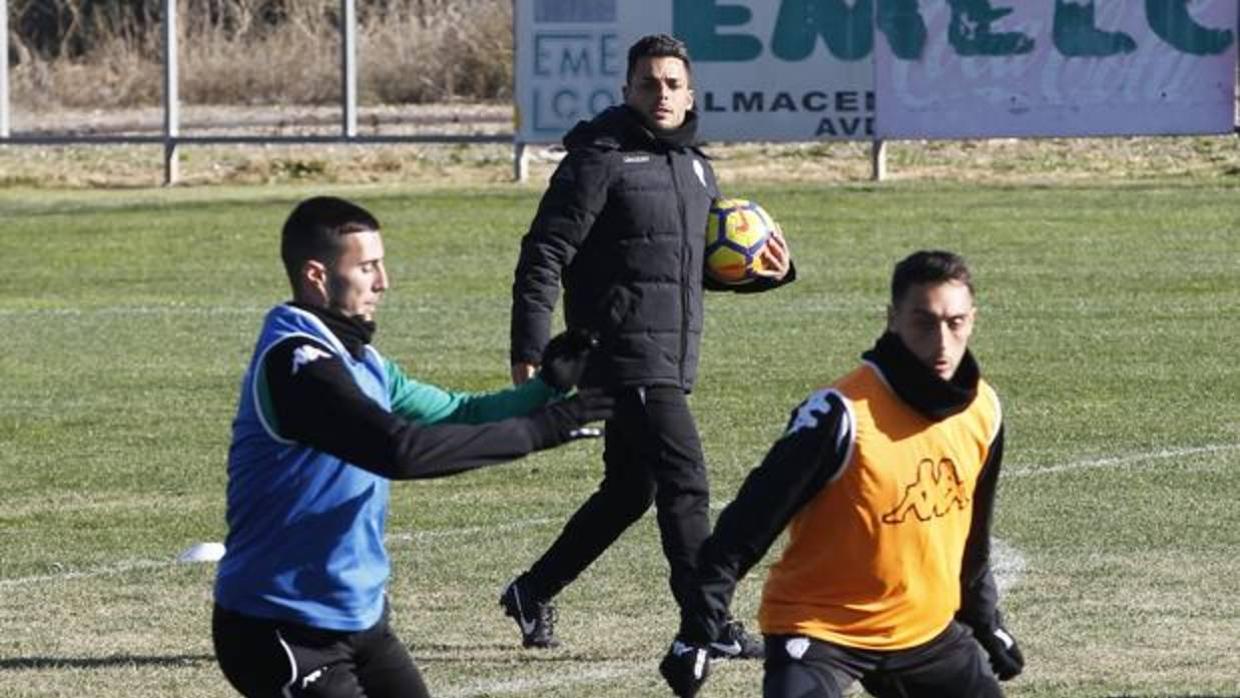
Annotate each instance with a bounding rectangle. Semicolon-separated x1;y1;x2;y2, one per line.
388;328;598;422
386;358;559;425
264;337;611;480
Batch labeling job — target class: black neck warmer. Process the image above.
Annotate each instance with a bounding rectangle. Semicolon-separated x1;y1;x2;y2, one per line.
861;332;980;421
621;105;699;149
289;302;375;360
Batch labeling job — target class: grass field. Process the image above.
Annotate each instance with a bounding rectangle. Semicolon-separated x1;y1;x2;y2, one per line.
1;179;1238;698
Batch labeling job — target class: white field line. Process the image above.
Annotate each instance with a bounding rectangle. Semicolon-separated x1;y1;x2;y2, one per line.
438;662;645;698
0;303;436;318
0;519;567;588
4;442;1234;588
1005;443;1240;478
992;538;1026;594
0;558;169;588
387;517;561;542
0;306;268;318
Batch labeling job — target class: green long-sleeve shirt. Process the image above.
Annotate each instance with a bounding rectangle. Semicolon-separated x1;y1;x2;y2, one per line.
385;358;561;426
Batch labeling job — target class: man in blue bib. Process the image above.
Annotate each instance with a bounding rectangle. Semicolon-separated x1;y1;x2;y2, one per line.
213;196;611;697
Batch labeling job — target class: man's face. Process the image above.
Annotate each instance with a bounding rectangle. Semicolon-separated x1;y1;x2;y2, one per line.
887;280;976;381
324;230;388;322
623;55;694;131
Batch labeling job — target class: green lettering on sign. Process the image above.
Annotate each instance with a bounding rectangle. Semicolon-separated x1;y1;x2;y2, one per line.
1054;0;1136;57
947;0;1035;56
677;0;1235;64
674;0;762;61
878;0;928;59
772;0;873;62
1145;0;1234;56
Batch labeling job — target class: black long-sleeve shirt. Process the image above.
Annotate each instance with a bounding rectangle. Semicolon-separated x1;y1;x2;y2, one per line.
262;303;564;480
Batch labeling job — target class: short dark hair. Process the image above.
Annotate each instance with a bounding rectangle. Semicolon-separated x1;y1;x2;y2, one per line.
626;33;692;84
891;250;974;306
280;196;380;289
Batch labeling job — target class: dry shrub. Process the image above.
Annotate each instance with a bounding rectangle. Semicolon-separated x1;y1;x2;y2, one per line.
179;1;341;105
6;0;514;108
362;0;513;103
8;0;163;108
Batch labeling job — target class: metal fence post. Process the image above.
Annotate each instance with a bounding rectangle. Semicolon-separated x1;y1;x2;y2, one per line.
162;0;180;185
342;0;357;138
513;142;528;182
1;0;10;139
871;139;887;182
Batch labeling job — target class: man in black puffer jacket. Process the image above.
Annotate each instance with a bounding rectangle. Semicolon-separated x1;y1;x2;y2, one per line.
500;34;796;657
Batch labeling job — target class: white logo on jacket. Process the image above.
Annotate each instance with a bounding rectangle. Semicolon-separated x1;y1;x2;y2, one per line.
301;667;326;688
787;389;832;435
291;344;331;375
785;637;811;659
692;159;707;188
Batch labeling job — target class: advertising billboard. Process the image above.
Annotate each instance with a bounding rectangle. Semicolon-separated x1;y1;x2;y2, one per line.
515;0;1236;144
515;0;875;143
874;0;1237;138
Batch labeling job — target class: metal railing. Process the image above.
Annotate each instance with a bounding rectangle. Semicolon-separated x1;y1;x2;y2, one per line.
0;0;520;185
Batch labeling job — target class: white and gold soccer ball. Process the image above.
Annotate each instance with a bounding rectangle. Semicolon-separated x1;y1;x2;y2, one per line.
704;198;777;286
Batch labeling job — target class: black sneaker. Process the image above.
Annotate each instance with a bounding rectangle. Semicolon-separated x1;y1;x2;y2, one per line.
500;577;559;649
709;618;764;660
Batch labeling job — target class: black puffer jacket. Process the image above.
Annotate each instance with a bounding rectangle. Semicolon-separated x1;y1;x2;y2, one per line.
511;105;742;390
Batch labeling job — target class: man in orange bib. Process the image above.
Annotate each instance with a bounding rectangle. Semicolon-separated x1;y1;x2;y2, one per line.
661;250;1023;697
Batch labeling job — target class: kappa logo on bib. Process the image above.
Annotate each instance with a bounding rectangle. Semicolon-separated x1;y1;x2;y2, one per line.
882;457;971;524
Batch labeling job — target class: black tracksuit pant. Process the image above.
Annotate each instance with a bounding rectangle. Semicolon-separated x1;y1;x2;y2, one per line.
523;385;711;611
763;622;1005;698
213;603;430;698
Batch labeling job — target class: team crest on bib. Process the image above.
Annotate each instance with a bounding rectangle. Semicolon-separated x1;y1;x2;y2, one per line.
692;159;706;188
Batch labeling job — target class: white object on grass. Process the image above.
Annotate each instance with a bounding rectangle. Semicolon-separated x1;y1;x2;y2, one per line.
177;542;226;563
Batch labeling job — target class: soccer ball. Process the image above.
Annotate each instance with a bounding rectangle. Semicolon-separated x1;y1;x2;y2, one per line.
704;198;776;285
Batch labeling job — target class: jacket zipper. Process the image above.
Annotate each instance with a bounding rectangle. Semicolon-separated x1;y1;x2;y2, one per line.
669;149;690;387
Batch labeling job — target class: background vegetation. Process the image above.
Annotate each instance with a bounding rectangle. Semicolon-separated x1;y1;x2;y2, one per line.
6;0;513;108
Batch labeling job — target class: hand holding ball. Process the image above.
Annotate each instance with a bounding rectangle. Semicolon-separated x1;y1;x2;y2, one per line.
704;199;786;285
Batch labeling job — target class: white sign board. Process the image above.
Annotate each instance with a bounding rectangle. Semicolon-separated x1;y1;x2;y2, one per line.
514;0;876;143
874;0;1237;138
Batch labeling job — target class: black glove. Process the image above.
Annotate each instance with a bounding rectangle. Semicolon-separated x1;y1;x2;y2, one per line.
659;639;710;697
538;328;599;392
530;388;614;448
972;621;1024;681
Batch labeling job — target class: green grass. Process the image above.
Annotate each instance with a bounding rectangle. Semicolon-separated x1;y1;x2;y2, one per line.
1;180;1238;697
